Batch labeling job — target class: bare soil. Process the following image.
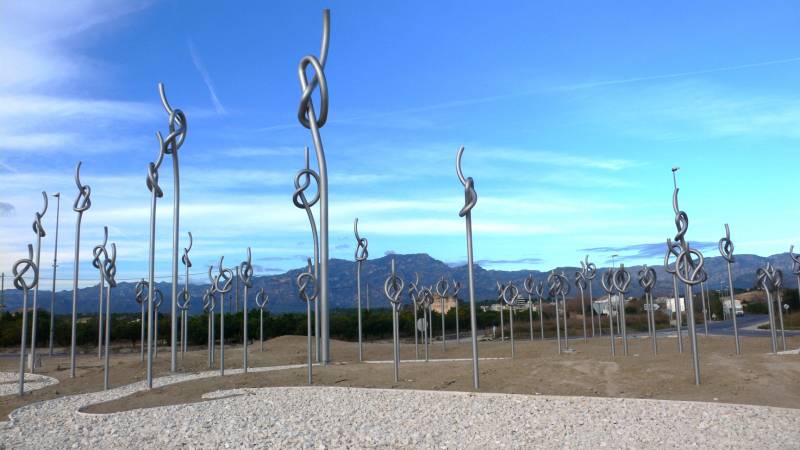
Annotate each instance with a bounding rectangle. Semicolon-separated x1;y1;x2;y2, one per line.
3;332;794;418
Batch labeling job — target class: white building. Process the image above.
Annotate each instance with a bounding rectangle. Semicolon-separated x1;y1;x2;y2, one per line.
592;294;627;316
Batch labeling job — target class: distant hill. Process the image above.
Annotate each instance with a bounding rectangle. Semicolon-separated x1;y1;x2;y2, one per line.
1;252;797;315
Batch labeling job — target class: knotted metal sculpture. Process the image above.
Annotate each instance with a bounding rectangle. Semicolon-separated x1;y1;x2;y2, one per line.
600;268;616;356
297;258;317;384
70;162;91;377
436;276;450;351
409;273;421;359
524;275;535;342
239;248;254;372
756;263;779;353
719;225;741;354
496;281;506;342
773;268;786;351
135;279;148;362
99;242;117;390
451;280;461;343
210;257;233;376
547;271;563;354
384;258;404;382
13;245;38;395
30;192;47;371
179;232;193;360
613;265;631;356
456;146;480;389
664;239;684;353
638;265;657;355
533;279;545;340
297;9;331;363
255;288;269;352
699;269;709;337
203;287;215;367
48;192;61;356
354;218;368;361
575;270;589;343
580;256;598;337
293;146;321;362
790;246;800;316
501;282;519;358
557;271;571;350
421;285;434;361
670;167;705;385
91;226;108;360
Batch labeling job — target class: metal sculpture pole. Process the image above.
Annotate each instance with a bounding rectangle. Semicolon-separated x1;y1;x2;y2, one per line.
699;270;709;336
638;265;658;355
30;192;47;371
547;272;562;354
153;288;163;358
239;248;254;371
496;281;505;342
135;280;147;362
100;243;116;390
501;282;518;358
153;83;188;374
436;277;449;351
664;239;684;353
456;146;480;389
600;268;616;356
409;273;420;359
354;218;368;362
48;192;60;356
534;280;545;340
91;227;108;361
575;270;588;343
384;258;404;382
70;162;91;377
671;167;705;385
756;264;778;353
524;275;535;342
293;146;321;362
452;280;461;343
297;9;331;363
211;258;233;376
179;232;193;359
203;288;215;367
581;256;598;337
255;288;269;352
297;259;317;384
422;286;432;361
773;268;786;351
13;245;38;396
720;224;740;355
558;272;571;350
613;265;630;356
790;246;800;322
235;267;240;314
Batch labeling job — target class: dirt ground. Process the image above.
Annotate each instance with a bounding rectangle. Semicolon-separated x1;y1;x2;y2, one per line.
2;333;799;419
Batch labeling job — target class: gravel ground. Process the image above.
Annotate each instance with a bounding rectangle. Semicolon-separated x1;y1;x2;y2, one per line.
2;368;799;448
0;372;58;396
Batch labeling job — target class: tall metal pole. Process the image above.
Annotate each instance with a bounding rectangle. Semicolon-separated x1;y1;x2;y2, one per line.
180;232;193;360
773;269;787;351
255;288;268;352
524;275;535;342
410;273;420;359
240;248;253;372
384;258;404;383
600;269;616;357
535;281;545;341
671;167;704;385
575;270;588;343
156;83;188;374
638;265;657;355
297;9;331;363
91;227;108;361
501;282;518;358
49;192;60;356
757;264;778;353
297;258;317;384
100;243;116;390
436;277;449;351
664;240;684;353
456;146;479;389
13;245;39;396
720;225;740;355
582;256;597;338
452;280;461;343
135;280;147;362
203;288;215;367
354;218;368;362
70;162;91;378
211;258;233;376
30;192;47;371
145;143;164;389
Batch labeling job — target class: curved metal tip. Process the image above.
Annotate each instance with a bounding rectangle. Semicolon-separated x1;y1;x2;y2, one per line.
304;146;310;169
319;9;330;67
158;82;173;115
724;223;730;237
187;231;193;251
455;146;467;186
102;226;108;245
218;255;224;270
26;243;34;258
74;161;83;187
246;247;252;262
354;217;360;238
53;192;60;198
40;191;48;214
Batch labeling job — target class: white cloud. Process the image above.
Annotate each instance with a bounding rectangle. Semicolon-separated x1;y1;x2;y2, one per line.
187;39;227;115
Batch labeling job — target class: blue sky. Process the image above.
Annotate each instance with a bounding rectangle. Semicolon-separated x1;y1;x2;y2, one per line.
2;1;800;289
